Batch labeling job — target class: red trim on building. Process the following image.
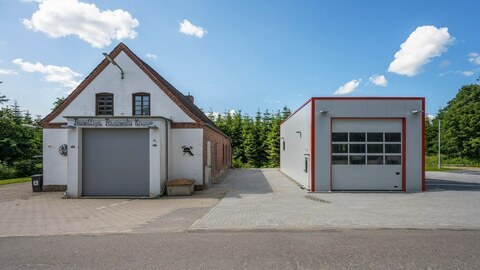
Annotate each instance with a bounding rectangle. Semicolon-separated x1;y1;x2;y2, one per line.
281;98;313;125
312;97;424;100
310;99;315;192
421;98;426;191
329;118;333;191
402;118;407;192
283;97;424;126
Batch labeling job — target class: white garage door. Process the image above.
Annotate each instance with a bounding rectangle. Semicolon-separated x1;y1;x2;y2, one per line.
82;129;149;196
331;119;403;191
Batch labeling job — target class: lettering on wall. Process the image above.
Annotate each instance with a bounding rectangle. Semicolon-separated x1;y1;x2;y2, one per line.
72;118;154;127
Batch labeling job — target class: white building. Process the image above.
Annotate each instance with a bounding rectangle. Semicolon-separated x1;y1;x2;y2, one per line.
40;43;231;197
280;97;425;192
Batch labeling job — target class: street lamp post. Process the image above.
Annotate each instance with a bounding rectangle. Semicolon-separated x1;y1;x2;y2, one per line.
438;119;441;169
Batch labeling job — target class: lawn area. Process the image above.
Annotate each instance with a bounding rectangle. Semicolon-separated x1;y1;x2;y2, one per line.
425;166;456;172
0;177;31;185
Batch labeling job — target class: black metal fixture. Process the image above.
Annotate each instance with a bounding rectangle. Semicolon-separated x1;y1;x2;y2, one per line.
103;53;124;79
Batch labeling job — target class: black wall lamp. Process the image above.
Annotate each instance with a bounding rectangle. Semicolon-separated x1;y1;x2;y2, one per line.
103;53;124;79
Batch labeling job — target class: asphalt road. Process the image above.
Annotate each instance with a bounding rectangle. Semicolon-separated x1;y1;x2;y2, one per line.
1;229;479;270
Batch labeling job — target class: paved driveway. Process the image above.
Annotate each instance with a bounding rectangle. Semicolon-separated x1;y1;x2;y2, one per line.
0;183;224;237
192;169;480;230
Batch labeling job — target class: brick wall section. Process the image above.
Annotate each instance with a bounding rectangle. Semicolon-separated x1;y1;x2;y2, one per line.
203;125;231;187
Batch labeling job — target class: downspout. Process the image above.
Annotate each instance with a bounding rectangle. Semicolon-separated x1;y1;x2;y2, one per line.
159;119;170;196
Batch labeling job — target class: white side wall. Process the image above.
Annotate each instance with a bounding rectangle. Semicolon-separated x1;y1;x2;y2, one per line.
43;129;68;185
313;99;423;192
50;51;194;123
280;101;311;188
170;128;204;185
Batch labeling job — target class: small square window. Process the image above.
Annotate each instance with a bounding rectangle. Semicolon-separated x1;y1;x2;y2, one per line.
332;133;348;142
350;144;366;153
385;155;401;164
385;144;401;153
367;144;383;153
349;133;366;142
332;155;348;164
385;133;401;142
367;133;383;142
367;155;384;165
349;155;366;165
332;144;348;153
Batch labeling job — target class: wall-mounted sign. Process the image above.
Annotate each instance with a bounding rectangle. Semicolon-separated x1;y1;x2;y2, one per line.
71;118;154;127
59;144;68;156
182;146;194;156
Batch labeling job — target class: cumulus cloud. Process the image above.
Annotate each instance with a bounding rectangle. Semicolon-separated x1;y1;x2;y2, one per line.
0;69;18;75
145;53;157;60
461;71;474;76
468;53;480;65
333;79;361;95
179;19;207;38
12;58;81;88
388;26;454;76
368;74;388;87
22;0;139;48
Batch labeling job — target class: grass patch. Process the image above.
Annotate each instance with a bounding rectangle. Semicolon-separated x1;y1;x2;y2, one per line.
425;166;456;172
0;177;31;185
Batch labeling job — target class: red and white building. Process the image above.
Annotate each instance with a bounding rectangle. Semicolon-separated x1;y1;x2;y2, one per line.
280;97;425;192
40;43;231;197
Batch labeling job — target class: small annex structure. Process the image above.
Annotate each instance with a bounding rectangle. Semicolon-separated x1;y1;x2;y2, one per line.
280;97;425;192
40;43;231;197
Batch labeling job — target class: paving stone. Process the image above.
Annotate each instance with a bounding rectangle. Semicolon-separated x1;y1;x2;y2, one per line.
191;169;480;230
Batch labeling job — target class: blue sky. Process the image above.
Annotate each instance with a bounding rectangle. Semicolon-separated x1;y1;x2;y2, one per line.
0;0;479;118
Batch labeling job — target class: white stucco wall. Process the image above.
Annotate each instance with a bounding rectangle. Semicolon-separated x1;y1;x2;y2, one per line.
313;99;424;192
280;101;311;189
51;51;194;123
43;129;68;185
170;128;204;185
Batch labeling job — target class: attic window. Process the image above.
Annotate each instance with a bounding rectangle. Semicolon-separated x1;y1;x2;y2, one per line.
96;93;113;115
133;93;150;116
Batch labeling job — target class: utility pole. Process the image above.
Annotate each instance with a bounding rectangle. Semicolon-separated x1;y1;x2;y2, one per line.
438;119;441;169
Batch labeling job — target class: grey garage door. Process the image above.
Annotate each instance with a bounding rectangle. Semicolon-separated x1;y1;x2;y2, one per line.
331;119;403;191
82;129;149;196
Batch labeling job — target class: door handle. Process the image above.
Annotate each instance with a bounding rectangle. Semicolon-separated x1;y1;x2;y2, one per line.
395;172;400;175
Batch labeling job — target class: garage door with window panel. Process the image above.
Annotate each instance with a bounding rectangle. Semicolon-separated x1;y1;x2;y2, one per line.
331;119;403;191
82;129;150;196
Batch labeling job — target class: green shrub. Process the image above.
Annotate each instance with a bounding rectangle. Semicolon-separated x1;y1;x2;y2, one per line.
426;155;480;167
0;162;15;180
13;159;41;177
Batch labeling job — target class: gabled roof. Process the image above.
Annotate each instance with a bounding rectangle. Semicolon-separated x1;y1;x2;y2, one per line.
40;42;219;131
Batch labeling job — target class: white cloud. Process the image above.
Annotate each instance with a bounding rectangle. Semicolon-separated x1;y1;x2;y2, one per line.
145;53;157;60
179;19;207;38
461;70;474;76
0;69;18;75
12;58;81;88
468;52;480;65
333;79;361;95
22;0;139;48
368;74;388;87
388;25;454;76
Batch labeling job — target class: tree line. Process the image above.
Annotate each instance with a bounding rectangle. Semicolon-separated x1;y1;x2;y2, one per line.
207;107;291;168
425;82;480;164
0;92;43;179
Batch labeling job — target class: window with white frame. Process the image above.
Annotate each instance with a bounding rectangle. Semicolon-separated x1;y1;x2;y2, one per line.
331;132;401;165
